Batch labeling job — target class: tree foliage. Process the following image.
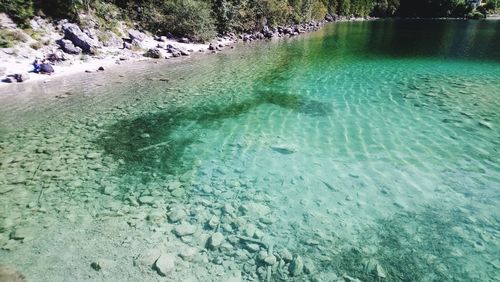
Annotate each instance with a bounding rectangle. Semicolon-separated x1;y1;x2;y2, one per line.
0;0;490;40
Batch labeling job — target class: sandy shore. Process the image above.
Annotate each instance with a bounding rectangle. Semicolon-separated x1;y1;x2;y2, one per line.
0;38;225;89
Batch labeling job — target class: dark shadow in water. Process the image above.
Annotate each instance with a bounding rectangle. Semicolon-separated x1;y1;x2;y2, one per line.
97;90;331;177
316;208;490;281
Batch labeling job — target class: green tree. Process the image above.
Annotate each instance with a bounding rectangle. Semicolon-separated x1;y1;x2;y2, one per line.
0;0;34;25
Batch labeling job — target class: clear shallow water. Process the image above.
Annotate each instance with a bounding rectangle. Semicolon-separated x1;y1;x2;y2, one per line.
0;20;499;281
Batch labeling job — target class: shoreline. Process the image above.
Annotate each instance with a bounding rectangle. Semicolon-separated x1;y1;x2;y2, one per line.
3;15;495;91
0;16;369;90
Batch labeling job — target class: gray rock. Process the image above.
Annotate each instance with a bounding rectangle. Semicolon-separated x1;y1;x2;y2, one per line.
168;208;187;223
207;215;220;229
166;44;189;57
101;31;123;47
154;253;175;276
263;255;277;265
376;264;387;278
1;48;15;55
85;152;100;159
128;29;148;42
289;255;304;276
179;37;190;43
144;48;163;59
208;232;224;249
478;120;492;129
57;39;82;54
179;247;198;261
11;73;30;83
123;42;132;50
167;181;182;191
240;203;270;218
303;258;315;274
138;196;154;205
134;248;161;269
244;243;260;252
62;23;99;54
174;223;197;237
2;77;15;83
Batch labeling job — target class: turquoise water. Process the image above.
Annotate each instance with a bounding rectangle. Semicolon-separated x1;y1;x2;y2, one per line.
0;20;499;281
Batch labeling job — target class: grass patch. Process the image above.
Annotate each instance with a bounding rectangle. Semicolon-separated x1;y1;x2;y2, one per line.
0;29;28;48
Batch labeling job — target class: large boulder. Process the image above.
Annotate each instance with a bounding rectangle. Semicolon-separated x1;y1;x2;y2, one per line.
101;31;123;48
166;44;189;57
56;39;82;55
144;48;163;59
128;29;148;42
62;23;99;54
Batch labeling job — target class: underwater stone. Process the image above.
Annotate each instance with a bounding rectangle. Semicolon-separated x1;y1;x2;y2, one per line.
245;243;261;252
289;255;304;276
240;203;270;218
170;189;185;198
263;254;277;265
138;196;154;205
478;121;492;129
102;186;115;196
303;258;315;274
167;181;182;191
85;152;100;159
168;208;187;223
154;253;175;276
376;264;387;278
208;215;220;229
279;249;293;262
179;247;198;261
208;232;224;249
173;224;197;237
223;203;236;215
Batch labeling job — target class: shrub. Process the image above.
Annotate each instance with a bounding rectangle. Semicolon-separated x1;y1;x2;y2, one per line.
467;10;485;19
0;29;28;48
159;0;215;41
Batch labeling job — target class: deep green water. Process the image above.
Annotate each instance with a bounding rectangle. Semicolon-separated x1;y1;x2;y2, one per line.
0;20;499;281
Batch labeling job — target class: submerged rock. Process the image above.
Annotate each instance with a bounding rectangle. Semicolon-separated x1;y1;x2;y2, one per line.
168;208;187;223
208;232;224;249
289;255;304;276
154;253;175;276
138;196;154;205
270;145;297;154
173;223;197;237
